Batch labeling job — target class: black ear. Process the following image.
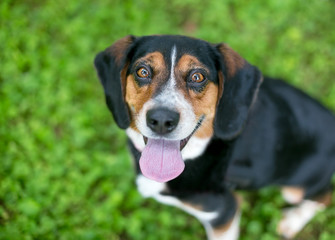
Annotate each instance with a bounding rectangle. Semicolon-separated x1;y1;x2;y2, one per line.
94;35;136;129
214;43;263;140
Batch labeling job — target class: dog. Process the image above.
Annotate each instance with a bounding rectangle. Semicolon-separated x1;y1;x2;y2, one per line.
94;35;335;239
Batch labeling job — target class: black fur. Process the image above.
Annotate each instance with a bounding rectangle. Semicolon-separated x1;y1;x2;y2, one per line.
214;48;263;140
94;36;136;129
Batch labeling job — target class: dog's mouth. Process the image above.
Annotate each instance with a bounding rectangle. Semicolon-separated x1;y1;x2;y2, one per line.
139;116;204;183
143;129;193;151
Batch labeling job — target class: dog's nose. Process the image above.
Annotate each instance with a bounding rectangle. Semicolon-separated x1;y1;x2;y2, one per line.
146;108;180;135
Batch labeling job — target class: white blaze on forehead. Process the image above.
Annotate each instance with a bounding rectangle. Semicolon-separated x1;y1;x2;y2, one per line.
169;45;177;87
135;45;198;141
152;45;180;106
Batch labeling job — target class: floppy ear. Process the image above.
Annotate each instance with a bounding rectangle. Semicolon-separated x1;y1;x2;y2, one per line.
214;43;263;140
94;35;136;129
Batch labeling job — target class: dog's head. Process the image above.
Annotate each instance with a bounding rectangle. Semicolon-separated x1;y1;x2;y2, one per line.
94;35;262;182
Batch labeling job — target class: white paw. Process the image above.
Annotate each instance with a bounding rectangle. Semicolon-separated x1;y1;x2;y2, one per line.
277;200;325;239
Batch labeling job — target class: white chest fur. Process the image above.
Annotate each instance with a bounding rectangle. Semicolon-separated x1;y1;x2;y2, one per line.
136;175;218;222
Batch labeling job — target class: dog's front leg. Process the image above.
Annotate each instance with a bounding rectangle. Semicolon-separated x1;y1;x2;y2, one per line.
176;191;241;240
136;175;240;240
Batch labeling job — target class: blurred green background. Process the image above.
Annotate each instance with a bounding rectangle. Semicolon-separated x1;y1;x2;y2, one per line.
1;0;335;239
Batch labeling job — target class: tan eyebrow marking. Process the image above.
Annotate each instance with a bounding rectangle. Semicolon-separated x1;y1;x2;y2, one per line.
175;54;209;76
134;51;166;74
217;44;245;77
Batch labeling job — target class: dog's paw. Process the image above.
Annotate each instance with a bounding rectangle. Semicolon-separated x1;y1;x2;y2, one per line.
277;200;325;239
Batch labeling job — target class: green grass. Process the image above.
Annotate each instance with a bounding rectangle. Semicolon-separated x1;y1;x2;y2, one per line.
1;0;335;239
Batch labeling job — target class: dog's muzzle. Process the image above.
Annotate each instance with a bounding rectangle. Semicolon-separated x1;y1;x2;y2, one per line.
139;108;204;183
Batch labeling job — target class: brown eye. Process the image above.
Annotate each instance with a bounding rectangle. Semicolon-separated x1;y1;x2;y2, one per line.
191;72;204;83
136;67;150;78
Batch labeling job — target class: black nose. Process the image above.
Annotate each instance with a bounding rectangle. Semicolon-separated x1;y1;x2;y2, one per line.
146;108;180;135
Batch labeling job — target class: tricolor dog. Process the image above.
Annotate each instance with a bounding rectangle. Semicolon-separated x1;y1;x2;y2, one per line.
94;35;335;239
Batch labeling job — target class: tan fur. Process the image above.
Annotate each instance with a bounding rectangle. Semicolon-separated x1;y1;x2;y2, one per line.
191;82;219;138
176;55;209;76
281;186;305;204
125;75;152;130
217;71;224;102
218;44;245;78
313;191;332;206
212;195;241;238
182;201;204;211
136;52;167;76
212;217;234;238
120;63;130;103
107;35;134;66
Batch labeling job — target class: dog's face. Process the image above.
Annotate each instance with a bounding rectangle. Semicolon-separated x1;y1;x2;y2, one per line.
95;35;262;182
125;36;221;143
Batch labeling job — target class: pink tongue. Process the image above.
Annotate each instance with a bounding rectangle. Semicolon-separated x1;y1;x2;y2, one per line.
139;138;185;183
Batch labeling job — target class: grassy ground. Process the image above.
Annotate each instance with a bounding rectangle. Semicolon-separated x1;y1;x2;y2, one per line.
1;0;335;239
